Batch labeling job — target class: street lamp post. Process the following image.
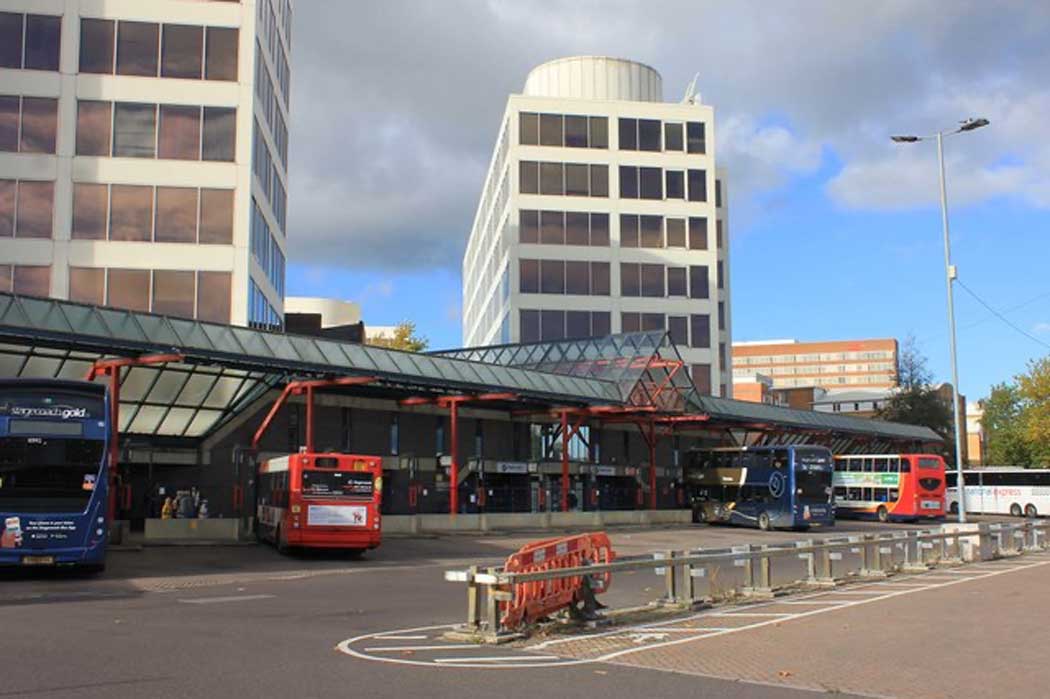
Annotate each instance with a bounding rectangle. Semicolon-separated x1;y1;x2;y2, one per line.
891;117;989;524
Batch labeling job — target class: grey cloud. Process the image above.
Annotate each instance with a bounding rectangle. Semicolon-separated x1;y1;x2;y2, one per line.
287;1;1050;269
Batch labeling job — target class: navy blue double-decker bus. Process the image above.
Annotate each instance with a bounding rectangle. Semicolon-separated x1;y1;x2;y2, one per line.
0;379;110;571
685;445;835;531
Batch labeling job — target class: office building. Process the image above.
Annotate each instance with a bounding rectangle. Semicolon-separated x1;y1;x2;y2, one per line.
462;56;732;396
0;0;291;327
733;338;898;391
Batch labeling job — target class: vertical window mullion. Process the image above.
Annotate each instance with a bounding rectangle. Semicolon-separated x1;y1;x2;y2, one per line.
16;96;22;154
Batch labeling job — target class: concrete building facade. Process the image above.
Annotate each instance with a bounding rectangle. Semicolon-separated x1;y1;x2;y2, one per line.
462;57;732;396
733;338;898;391
0;0;290;328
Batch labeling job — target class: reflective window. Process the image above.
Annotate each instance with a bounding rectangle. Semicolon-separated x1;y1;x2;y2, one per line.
619;166;638;199
565;163;589;196
690;314;711;349
620;263;639;297
539;259;565;294
0;265;9;291
589;117;608;148
519;161;538;194
667;267;687;296
719;301;726;330
0;179;11;237
717;219;724;249
565;260;589;295
161;24;203;79
197;271;231;323
540;210;563;244
25;15;61;71
666;170;685;199
72;183;108;240
590;213;609;246
109;185;153;241
689;265;710;299
113;103;157;158
688;169;707;201
640;215;662;248
19;97;57;153
519;112;538;146
539;113;562;147
687;122;706;154
79;18;115;73
688;217;708;250
593;311;610;337
152;270;195;318
540;310;565;341
519;209;538;243
76;101;112;156
666;218;686;247
638;119;661;151
539;162;563;195
621;313;639;333
158;105;201;160
618;118;637;150
16;180;53;238
716;179;723;207
69;267;105;305
0;13;22;68
692;363;712;394
155;187;198;243
107;269;150;312
519;259;539;293
590;165;608;197
202;107;236;161
718;260;724;289
591;262;610;295
620;214;639;248
199;189;233;244
639;167;662;199
205;27;238;81
13;265;50;296
0;96;17;151
642;313;664;332
117;21;159;77
566;311;590;339
520;309;540;342
668;316;688;346
565;212;589;246
665;123;684;151
641;263;664;297
564;115;587;148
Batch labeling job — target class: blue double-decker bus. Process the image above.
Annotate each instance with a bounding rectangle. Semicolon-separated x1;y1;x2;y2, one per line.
684;445;835;531
0;379;110;571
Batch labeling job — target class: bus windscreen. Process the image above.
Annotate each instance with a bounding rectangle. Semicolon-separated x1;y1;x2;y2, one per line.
0;437;104;513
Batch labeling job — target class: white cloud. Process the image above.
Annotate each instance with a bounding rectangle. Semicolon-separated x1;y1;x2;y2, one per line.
1034;322;1050;335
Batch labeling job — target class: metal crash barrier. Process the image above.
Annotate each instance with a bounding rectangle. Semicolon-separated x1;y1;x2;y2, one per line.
445;521;1050;642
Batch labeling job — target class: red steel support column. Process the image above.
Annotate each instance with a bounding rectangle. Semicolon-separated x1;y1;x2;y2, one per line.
449;399;459;516
107;367;120;523
561;410;570;512
304;385;315;453
647;421;657;511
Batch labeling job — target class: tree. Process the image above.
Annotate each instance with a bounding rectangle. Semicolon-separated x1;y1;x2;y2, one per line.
982;382;1033;467
367;321;429;352
1017;357;1050;464
876;337;954;460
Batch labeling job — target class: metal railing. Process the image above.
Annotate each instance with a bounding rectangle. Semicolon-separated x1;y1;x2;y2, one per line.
445;521;1050;641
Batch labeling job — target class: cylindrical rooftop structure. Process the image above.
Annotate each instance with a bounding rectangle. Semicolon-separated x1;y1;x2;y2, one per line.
522;56;663;103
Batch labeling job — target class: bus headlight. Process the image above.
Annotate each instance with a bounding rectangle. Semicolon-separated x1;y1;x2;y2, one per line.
291;505;301;514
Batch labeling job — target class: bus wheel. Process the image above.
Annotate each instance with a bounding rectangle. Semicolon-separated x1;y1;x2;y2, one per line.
758;512;772;531
1025;504;1038;518
1010;503;1023;518
877;506;889;524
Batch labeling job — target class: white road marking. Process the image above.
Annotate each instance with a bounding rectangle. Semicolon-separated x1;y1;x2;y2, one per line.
374;635;429;640
434;656;559;664
337;555;1050;670
365;644;480;652
778;599;849;606
710;611;793;617
178;594;274;605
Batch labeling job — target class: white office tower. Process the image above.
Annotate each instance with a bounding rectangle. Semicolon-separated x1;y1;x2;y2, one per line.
462;57;732;396
0;0;291;328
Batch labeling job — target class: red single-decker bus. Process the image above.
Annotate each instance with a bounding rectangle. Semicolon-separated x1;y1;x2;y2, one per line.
256;453;382;554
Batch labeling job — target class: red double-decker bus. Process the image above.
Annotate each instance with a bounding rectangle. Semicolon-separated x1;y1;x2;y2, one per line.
256;453;382;554
832;454;946;522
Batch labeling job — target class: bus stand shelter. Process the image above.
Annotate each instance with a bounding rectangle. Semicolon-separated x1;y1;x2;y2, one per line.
0;291;943;531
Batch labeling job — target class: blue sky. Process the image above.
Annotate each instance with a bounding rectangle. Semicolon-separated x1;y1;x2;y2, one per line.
286;2;1050;402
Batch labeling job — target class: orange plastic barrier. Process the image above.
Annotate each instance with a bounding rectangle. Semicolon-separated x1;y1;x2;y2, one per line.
500;532;615;629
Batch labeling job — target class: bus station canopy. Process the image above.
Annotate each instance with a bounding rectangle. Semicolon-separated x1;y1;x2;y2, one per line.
0;292;941;447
